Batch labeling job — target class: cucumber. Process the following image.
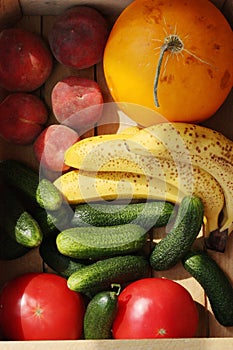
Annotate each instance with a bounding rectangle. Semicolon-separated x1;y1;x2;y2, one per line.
0;231;30;260
150;195;204;270
36;178;63;211
3;187;43;248
84;290;118;339
71;200;174;229
67;255;149;294
39;236;85;279
34;203;73;237
56;224;147;259
182;250;233;327
0;159;63;211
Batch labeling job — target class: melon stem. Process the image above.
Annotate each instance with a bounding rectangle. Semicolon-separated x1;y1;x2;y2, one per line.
154;34;184;108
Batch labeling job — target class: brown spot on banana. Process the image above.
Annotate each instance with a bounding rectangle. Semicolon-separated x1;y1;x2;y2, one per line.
53;169;182;205
128;123;233;235
64;131;224;234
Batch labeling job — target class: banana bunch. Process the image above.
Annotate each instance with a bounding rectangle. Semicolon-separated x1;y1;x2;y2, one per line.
54;122;233;250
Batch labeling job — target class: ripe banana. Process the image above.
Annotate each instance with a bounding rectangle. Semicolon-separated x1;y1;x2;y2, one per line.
129;122;233;235
64;130;225;235
53;169;182;205
119;125;141;135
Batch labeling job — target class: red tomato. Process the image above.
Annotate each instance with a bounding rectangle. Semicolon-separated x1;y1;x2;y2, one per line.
112;278;198;339
0;272;85;340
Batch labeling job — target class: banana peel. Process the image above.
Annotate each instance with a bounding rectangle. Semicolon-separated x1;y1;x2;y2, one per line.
63;122;233;251
53;168;223;240
53;169;182;204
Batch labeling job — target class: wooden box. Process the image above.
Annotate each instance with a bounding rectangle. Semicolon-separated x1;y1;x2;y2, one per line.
0;0;232;349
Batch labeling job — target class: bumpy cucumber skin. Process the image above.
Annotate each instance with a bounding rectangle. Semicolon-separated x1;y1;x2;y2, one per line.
0;160;63;211
67;255;149;294
36;178;63;211
39;236;85;279
71;201;174;229
4;187;43;248
183;250;233;327
56;224;147;259
34;203;73;236
150;195;204;271
14;211;43;248
84;291;118;339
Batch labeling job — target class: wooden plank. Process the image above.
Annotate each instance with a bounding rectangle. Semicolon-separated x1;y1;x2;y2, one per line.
211;0;226;9
96;62;123;135
222;0;233;27
202;90;233;141
1;338;233;350
0;249;43;288
19;0;133;22
18;0;229;14
0;0;21;29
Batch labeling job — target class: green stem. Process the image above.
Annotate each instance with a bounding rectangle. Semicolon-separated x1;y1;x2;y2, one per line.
153;34;184;108
154;43;169;108
111;283;121;296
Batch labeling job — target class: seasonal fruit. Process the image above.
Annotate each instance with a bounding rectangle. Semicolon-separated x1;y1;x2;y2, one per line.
61;126;225;236
0;93;48;145
103;0;233;124
52;76;103;131
0;28;53;92
48;6;109;69
0;272;85;340
112;277;198;338
33;124;79;172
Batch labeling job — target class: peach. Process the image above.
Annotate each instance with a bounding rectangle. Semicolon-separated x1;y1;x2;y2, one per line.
51;76;103;131
48;6;109;69
33;124;79;172
0;28;53;92
0;93;48;145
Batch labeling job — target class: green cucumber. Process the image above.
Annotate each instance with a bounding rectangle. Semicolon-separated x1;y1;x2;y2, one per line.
150;195;204;270
182;250;233;327
56;224;147;259
84;290;118;339
71;200;174;229
67;255;149;294
0;160;63;210
0;231;30;260
39;236;85;279
36;178;63;211
34;203;73;237
4;187;43;248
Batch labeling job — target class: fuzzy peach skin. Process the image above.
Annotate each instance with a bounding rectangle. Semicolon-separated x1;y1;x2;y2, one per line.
48;6;109;69
0;93;48;145
33;124;80;172
0;28;53;92
52;76;104;131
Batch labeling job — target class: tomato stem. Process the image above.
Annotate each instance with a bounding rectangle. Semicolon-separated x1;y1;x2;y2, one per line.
154;35;183;108
111;283;121;296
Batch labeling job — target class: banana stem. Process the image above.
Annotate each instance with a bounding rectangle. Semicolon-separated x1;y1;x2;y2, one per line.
205;229;228;253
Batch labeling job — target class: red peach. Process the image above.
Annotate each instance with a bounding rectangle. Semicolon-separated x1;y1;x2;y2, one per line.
48;6;109;69
51;76;103;131
0;28;53;92
0;93;48;145
33;124;79;172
